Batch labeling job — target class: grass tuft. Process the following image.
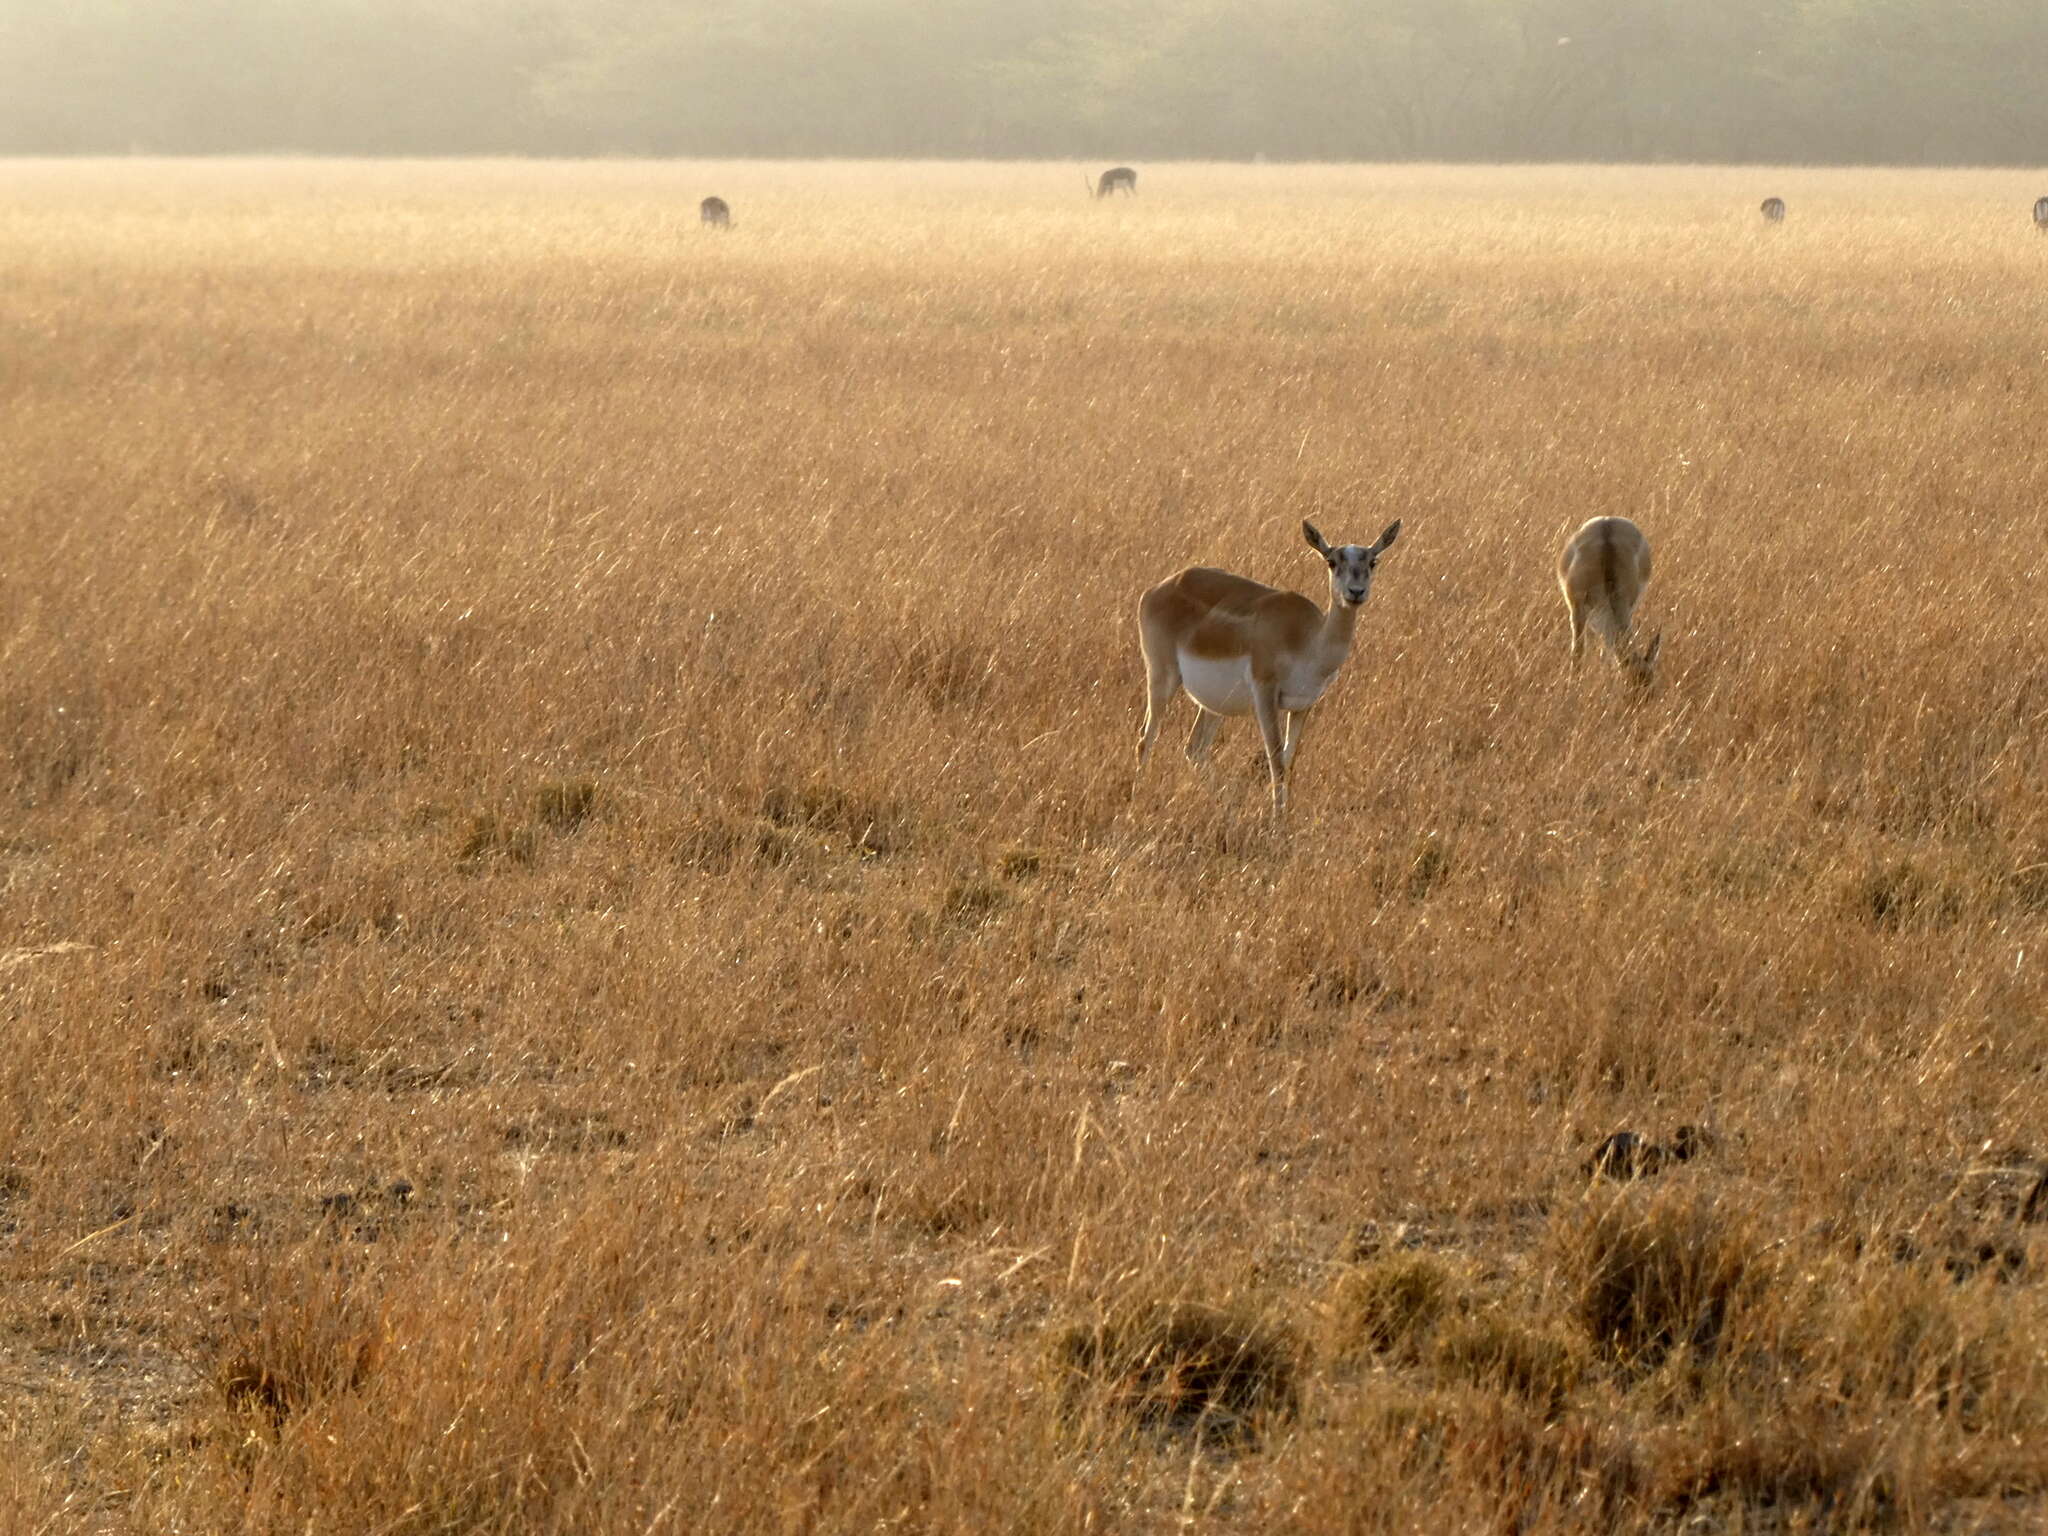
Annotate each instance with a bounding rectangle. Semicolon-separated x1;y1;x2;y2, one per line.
1562;1190;1764;1367
1049;1299;1299;1443
1325;1253;1463;1362
534;778;601;830
1433;1312;1586;1417
456;810;538;865
214;1257;382;1432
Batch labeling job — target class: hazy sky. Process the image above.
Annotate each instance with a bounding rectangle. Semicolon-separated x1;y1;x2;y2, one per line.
5;1;2045;164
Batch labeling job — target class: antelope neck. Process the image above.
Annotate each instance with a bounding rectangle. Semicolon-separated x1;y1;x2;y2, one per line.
1319;594;1363;649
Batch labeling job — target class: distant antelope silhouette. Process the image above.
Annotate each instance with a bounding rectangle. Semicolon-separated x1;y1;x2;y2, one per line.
2034;196;2048;232
700;196;731;229
1760;196;1786;223
1092;167;1138;199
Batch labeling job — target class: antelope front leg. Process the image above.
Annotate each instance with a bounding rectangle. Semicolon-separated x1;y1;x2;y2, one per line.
1251;682;1289;816
1280;709;1309;772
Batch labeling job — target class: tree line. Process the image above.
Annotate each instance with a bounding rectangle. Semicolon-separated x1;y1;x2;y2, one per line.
6;0;2046;164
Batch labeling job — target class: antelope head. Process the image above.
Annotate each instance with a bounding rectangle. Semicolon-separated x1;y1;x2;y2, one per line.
1302;519;1401;609
1621;632;1663;687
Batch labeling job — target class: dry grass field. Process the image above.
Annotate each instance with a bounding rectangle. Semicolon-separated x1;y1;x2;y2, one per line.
3;158;2047;1532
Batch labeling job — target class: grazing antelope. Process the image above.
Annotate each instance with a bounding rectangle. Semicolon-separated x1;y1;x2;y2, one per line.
1760;196;1786;223
1558;516;1661;685
1136;519;1402;816
2034;196;2048;231
1093;166;1138;199
700;196;731;229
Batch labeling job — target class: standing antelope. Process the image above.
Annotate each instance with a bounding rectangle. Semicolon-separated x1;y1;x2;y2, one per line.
1136;519;1402;816
1093;166;1138;198
1558;517;1661;685
700;196;731;229
1760;196;1786;223
2033;196;2048;231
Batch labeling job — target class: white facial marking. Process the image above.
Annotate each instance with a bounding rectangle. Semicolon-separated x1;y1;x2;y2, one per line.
1328;544;1379;605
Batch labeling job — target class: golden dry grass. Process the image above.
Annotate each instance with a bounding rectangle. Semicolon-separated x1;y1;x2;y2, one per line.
3;158;2047;1531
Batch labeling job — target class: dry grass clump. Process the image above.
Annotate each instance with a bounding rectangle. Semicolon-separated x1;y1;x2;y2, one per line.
215;1255;384;1433
1829;1268;2044;1435
1432;1312;1586;1417
1324;1251;1465;1362
1562;1187;1769;1368
194;1188;1105;1533
5;158;2048;1529
1639;1264;2048;1521
1275;1385;1648;1532
1050;1297;1300;1444
532;776;602;831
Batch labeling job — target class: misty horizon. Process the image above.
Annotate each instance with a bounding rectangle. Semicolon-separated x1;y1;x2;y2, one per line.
6;1;2048;166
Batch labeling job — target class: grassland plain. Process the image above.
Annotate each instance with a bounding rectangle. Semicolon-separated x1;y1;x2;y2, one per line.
1;158;2046;1531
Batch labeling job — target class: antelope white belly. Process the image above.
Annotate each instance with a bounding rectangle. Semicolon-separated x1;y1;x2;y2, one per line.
1178;652;1254;716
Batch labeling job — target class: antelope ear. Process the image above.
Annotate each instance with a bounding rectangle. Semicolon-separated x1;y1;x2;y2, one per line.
1302;520;1330;555
1373;519;1402;553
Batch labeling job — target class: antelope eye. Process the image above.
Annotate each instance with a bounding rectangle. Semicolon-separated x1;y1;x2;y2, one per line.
1326;558;1336;569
